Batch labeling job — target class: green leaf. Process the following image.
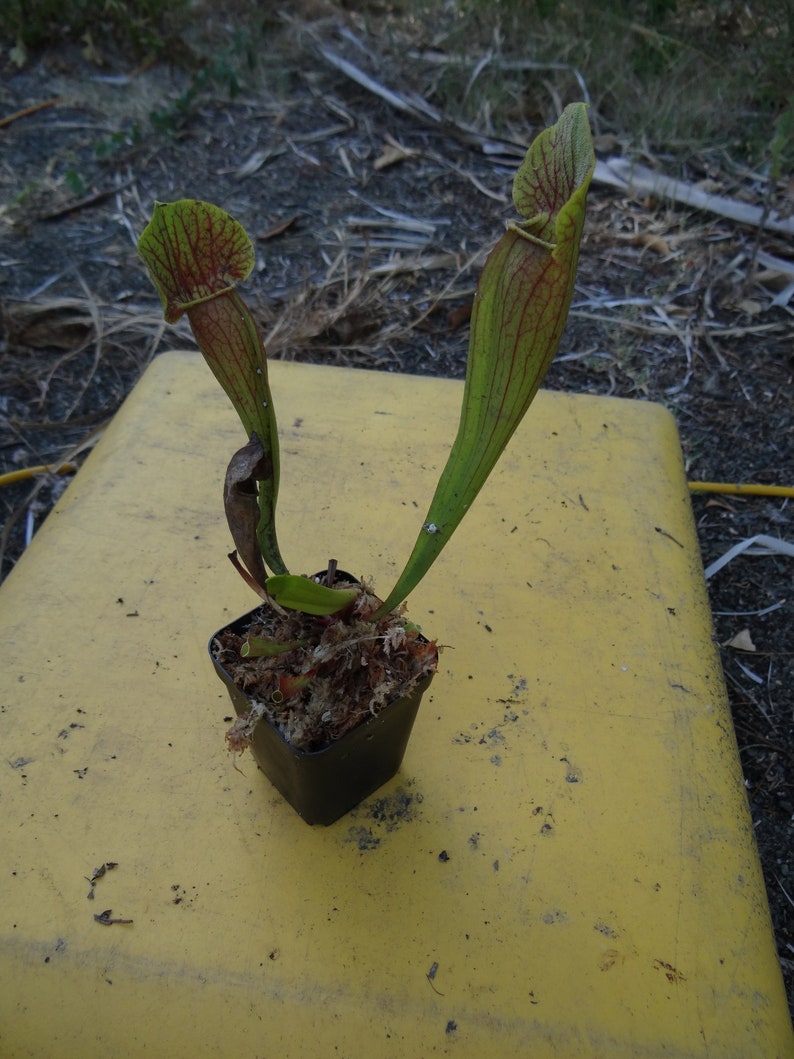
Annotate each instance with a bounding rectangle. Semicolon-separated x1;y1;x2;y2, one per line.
138;199;286;576
265;575;358;616
374;103;595;618
241;636;304;658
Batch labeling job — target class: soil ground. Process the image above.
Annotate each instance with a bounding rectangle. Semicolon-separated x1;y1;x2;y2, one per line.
1;22;792;1014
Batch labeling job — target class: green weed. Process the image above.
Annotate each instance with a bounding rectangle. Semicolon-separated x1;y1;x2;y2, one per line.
1;0;191;59
4;0;791;171
431;0;793;165
64;169;86;196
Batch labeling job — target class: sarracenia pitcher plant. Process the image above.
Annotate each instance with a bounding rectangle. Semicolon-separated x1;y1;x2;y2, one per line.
138;102;596;619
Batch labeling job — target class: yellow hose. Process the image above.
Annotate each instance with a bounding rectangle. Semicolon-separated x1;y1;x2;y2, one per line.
0;462;78;488
3;463;792;504
687;481;794;499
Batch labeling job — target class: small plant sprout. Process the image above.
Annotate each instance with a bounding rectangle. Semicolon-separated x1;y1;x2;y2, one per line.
138;102;595;622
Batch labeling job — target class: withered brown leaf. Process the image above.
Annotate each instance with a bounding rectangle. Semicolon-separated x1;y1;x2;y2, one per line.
223;434;272;591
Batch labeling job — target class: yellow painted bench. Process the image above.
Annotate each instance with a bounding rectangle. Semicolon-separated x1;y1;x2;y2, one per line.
1;351;791;1057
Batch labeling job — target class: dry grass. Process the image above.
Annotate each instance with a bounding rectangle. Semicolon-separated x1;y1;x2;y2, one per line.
259;236;482;366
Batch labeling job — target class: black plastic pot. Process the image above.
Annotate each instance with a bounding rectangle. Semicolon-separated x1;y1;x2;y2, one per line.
209;580;436;826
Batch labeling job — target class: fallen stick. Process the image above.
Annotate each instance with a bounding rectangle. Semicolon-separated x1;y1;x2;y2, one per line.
0;97;62;129
594;158;794;237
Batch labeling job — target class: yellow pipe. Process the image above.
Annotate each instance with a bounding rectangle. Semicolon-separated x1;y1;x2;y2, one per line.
0;462;78;488
10;467;793;499
5;456;793;502
687;481;794;498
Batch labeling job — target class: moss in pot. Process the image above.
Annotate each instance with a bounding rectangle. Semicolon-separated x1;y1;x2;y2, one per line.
137;103;595;824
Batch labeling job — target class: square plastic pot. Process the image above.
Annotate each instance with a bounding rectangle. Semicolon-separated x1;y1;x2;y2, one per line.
209;606;436;826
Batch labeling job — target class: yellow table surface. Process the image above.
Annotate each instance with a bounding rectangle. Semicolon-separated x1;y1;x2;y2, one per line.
1;351;791;1058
